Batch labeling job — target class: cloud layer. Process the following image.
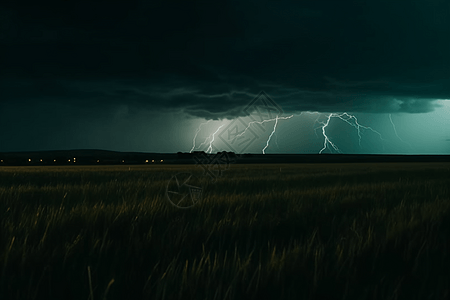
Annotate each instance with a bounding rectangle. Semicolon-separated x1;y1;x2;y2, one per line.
1;0;450;119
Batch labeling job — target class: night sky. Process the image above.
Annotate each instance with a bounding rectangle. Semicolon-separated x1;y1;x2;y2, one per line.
1;1;449;154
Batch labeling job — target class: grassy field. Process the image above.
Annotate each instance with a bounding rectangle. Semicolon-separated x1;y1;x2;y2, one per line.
1;162;450;300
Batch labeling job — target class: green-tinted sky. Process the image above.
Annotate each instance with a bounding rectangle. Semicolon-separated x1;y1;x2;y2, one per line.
1;1;449;154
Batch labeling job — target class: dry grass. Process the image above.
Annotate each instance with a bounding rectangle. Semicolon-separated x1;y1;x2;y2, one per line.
1;162;450;300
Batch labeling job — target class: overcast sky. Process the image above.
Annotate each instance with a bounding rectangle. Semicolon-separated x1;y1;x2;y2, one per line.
1;0;449;154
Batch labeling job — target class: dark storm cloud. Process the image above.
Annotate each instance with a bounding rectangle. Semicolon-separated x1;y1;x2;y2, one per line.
2;0;450;119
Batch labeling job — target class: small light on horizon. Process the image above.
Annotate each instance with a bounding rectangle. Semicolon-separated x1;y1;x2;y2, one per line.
152;160;154;163
160;159;163;162
28;158;31;162
40;159;43;162
97;160;100;163
145;159;149;163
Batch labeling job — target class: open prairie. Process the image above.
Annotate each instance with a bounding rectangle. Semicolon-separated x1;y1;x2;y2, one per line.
1;163;450;300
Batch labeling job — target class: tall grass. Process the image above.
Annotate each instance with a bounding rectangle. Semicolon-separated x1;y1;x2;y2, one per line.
0;162;449;300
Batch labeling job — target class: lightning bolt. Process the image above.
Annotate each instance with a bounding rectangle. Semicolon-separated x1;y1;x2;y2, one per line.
318;113;341;154
262;116;280;154
389;114;413;149
261;115;296;154
190;120;212;153
189;110;386;154
235;115;293;138
195;124;224;152
197;136;211;151
234;115;294;153
334;112;385;147
206;124;225;153
310;112;385;154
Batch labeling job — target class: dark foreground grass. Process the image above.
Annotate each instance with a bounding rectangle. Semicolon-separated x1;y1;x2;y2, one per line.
1;162;450;300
